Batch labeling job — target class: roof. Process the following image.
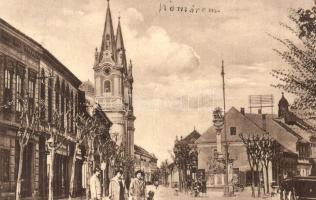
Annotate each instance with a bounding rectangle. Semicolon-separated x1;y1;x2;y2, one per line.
195;106;311;153
195;126;217;144
196;107;267;144
182;129;201;144
0;18;82;87
134;144;157;161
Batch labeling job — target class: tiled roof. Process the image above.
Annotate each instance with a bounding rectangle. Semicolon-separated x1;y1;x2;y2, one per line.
134;144;157;160
195;126;217;144
182;129;201;144
196;107;267;144
195;107;314;154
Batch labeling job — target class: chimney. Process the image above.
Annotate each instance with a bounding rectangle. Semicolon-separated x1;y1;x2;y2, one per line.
262;114;267;131
258;109;262;114
240;108;245;115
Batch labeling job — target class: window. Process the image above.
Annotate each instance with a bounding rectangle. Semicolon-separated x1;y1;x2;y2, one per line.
106;34;110;49
55;77;60;113
40;69;46;121
48;79;53;122
16;74;23;112
230;127;237;136
4;69;11;89
4;69;13;112
28;79;35;113
104;80;111;94
61;81;65;128
0;149;10;182
66;86;70;131
70;91;74;132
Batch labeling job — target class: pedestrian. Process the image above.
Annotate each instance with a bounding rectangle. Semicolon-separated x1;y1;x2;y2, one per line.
90;167;102;200
109;169;127;200
129;170;146;200
154;180;159;190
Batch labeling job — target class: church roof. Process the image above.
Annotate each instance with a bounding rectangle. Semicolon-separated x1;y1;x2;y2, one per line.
99;0;116;62
116;18;127;73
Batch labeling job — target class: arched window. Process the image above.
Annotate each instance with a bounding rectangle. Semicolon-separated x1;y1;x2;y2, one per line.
104;80;111;94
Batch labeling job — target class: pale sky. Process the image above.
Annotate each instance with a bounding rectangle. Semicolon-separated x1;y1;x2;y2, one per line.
1;0;314;164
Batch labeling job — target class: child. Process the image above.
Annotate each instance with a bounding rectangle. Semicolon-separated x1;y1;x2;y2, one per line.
147;191;154;200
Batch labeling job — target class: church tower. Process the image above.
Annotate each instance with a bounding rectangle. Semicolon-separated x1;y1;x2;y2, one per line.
93;0;135;156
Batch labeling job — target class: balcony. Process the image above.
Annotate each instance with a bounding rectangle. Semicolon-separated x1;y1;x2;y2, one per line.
95;96;125;111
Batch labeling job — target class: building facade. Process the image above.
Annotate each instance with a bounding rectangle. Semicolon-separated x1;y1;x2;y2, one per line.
0;18;85;199
134;145;158;183
92;1;135;157
196;94;316;190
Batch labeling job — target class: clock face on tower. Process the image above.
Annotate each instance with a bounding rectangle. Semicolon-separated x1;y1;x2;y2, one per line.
103;67;111;75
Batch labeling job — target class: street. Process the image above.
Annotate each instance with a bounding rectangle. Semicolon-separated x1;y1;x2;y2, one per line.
147;186;278;200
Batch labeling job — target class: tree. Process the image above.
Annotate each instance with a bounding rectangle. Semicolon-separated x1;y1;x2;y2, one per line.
14;93;40;200
111;144;134;184
252;135;263;197
258;136;276;194
240;133;256;198
160;159;170;186
44;110;72;200
173;136;190;192
271;6;316;118
85;116;100;200
68;113;97;200
97;137;117;196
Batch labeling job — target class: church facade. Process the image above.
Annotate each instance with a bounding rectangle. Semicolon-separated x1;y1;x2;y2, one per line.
92;1;135;156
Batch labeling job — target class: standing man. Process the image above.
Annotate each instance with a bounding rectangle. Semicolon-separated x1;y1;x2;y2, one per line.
109;169;127;200
129;170;146;200
90;167;102;200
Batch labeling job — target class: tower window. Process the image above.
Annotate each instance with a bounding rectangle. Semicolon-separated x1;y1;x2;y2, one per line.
104;80;111;94
230;127;236;136
106;34;110;49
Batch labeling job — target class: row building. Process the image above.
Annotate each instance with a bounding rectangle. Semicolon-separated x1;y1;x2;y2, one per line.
196;94;316;191
0;17;93;199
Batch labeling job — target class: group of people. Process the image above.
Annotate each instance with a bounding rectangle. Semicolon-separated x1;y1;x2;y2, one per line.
90;168;151;200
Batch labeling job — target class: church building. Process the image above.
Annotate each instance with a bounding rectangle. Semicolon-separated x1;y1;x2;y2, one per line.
92;0;135;156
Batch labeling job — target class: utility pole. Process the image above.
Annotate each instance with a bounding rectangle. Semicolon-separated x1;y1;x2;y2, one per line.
221;60;232;197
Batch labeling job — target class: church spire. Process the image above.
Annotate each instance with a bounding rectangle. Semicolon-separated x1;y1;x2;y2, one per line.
100;0;116;62
116;16;127;71
116;16;125;52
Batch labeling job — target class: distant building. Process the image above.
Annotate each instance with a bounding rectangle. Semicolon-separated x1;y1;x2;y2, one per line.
196;94;316;190
134;145;158;183
167;129;201;188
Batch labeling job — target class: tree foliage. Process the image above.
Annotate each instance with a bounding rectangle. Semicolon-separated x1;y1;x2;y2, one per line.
271;7;316;118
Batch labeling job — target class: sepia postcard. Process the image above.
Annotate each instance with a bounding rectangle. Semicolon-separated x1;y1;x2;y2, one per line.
0;0;316;199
